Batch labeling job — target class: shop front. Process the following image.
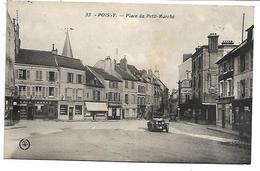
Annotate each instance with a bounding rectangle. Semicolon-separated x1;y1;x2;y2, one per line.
84;102;108;120
58;101;84;120
232;98;252;138
18;99;58;119
108;103;122;120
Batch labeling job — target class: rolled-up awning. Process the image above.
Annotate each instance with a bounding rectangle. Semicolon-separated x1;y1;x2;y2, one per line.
85;102;108;112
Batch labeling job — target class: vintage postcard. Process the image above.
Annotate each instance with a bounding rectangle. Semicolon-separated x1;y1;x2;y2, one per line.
4;0;254;164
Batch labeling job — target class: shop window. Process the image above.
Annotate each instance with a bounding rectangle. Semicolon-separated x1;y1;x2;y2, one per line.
75;105;82;115
60;105;68;115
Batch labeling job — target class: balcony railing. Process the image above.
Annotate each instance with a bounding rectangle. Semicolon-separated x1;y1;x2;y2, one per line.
218;70;233;81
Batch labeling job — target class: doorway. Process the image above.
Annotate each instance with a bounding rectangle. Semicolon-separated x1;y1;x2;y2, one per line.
69;107;74;120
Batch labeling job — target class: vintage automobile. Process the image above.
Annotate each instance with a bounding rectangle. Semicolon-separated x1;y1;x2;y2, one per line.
147;115;169;132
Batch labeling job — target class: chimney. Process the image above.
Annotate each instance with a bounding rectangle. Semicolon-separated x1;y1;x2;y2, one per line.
120;55;127;71
221;40;234;45
51;44;58;55
208;33;219;52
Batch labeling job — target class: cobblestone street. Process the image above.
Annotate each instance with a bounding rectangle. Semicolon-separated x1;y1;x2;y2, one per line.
4;120;250;163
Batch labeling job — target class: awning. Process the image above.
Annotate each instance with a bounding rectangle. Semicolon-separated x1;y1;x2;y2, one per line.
85;102;108;112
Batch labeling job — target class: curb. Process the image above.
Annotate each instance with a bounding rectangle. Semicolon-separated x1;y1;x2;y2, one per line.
207;127;239;136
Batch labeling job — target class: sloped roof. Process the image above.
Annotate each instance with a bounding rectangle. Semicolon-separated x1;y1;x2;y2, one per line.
16;49;85;71
85;67;104;88
55;55;85;70
88;66;122;82
115;65;136;81
16;49;57;67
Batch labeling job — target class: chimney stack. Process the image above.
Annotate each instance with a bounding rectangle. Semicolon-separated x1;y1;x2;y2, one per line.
51;44;58;55
221;40;234;45
208;33;219;52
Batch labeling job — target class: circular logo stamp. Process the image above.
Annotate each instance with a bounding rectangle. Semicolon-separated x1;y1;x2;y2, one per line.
19;139;30;150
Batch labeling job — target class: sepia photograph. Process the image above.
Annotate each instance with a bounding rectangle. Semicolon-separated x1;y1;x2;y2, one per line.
3;0;255;165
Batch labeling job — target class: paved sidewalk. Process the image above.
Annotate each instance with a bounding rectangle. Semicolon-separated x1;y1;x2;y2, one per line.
207;126;239;136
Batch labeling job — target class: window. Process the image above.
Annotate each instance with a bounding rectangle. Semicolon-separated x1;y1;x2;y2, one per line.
125;81;129;89
114;93;117;101
250;79;253;97
125;94;129;104
49;72;55;82
76;89;83;100
66;88;73;98
108;92;113;101
19;86;26;97
109;81;118;88
35;86;42;97
93;78;97;85
240;80;246;98
131;81;135;89
76;74;82;84
75;105;82;115
67;73;74;83
240;54;246;72
18;69;27;80
60;105;68;115
36;71;42;81
49;87;55;97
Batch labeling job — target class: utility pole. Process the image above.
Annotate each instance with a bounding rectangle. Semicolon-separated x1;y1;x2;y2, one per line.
242;13;245;42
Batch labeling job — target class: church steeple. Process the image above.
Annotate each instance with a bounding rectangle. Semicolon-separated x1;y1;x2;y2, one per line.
62;28;73;58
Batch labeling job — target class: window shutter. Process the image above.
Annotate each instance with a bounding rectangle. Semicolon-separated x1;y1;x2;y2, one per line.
40;71;42;80
245;79;249;98
27;86;30;97
54;72;57;81
237;82;240;99
42;87;45;97
32;87;35;97
46;87;49;97
73;89;75;99
55;88;58;98
237;56;240;74
26;70;30;80
46;71;49;81
76;75;78;84
15;69;18;79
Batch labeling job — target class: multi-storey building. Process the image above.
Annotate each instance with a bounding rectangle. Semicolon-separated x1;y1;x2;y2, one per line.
84;67;107;120
178;54;193;119
216;26;253;138
191;33;237;124
15;49;60;119
232;26;253;138
56;54;86;120
5;12;19;124
88;66;123;120
115;58;138;119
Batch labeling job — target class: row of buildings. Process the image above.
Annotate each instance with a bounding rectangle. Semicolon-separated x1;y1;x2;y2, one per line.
5;12;169;122
174;25;254;137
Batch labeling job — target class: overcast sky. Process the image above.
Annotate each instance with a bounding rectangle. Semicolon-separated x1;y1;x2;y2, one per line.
7;1;254;90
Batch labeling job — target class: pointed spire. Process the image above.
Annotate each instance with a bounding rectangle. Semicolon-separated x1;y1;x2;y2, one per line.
62;28;73;58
